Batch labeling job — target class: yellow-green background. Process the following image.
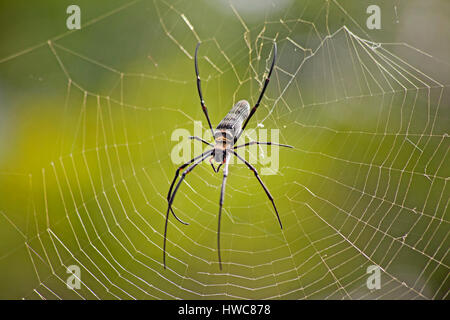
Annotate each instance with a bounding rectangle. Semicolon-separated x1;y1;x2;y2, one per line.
0;0;448;299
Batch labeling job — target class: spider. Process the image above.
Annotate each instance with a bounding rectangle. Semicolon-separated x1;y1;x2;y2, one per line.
164;42;292;270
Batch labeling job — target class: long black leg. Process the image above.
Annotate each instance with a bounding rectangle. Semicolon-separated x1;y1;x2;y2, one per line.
231;150;283;229
195;43;215;138
235;42;277;144
167;150;213;225
209;156;223;173
189;135;213;147
234;141;293;150
164;151;211;269
217;154;230;270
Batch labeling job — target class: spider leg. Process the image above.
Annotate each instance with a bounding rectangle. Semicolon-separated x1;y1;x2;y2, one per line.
167;150;213;225
164;151;211;269
209;156;223;173
231;150;283;229
209;156;217;173
235;42;277;144
233;141;293;149
217;154;231;270
189;136;213;147
195;42;215;138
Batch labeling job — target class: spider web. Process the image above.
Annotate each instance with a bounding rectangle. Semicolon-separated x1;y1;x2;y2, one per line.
0;0;448;299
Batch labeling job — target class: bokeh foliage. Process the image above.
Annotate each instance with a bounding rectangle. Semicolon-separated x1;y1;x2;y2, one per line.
0;0;448;299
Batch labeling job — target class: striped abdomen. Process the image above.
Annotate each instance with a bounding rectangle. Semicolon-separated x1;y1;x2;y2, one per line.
213;100;250;162
215;100;250;143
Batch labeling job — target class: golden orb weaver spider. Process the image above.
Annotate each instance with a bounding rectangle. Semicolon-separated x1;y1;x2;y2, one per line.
164;42;292;270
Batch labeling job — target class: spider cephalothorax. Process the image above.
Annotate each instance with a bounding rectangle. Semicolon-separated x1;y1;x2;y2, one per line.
164;42;293;270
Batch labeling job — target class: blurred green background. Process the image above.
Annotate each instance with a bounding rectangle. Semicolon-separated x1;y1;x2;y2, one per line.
0;0;448;299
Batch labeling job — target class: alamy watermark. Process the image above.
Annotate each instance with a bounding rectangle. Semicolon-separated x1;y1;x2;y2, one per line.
66;5;81;30
366;265;381;290
66;264;81;290
366;5;381;30
171;121;283;175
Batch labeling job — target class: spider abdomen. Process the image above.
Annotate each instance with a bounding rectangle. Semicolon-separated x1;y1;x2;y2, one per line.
212;100;249;163
214;100;250;142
